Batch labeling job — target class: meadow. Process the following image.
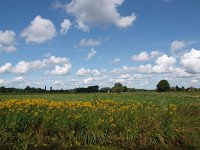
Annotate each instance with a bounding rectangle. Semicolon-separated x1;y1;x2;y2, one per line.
0;92;200;150
1;91;200;104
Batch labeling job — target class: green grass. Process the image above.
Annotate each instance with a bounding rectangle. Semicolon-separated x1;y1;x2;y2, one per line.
0;92;200;149
0;91;200;105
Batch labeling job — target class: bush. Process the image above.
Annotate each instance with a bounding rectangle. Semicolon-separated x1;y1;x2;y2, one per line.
111;83;124;93
157;80;170;92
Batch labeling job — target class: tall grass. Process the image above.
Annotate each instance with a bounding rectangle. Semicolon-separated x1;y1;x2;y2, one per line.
0;99;199;149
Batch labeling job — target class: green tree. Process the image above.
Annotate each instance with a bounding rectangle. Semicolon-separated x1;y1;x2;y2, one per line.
111;83;124;93
87;85;99;92
181;86;185;91
123;86;128;92
114;83;123;87
175;85;181;91
0;86;6;93
157;80;170;92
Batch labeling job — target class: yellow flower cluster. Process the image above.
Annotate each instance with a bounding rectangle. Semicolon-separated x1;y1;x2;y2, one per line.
168;104;177;115
0;99;93;110
0;99;177;120
169;104;177;111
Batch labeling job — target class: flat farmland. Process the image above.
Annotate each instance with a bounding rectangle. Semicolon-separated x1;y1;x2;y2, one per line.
0;92;200;150
1;91;200;104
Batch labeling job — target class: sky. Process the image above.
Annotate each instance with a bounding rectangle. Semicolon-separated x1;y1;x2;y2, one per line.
0;0;200;90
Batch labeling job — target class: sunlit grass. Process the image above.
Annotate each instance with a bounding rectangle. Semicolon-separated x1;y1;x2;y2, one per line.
0;91;200;104
0;99;199;149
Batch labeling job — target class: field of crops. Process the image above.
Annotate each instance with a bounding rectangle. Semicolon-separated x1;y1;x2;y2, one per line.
0;92;200;149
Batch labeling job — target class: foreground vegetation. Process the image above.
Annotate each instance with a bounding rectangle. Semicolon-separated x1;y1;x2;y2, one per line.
0;98;200;149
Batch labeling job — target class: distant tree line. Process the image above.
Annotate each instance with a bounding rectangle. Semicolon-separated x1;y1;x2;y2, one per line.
75;86;99;93
0;83;148;94
0;86;46;93
156;79;200;92
0;80;199;93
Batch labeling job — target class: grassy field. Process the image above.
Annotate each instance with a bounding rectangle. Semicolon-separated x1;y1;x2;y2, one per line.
1;91;200;105
0;92;200;150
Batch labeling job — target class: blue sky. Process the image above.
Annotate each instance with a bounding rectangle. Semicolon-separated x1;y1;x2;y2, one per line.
0;0;200;89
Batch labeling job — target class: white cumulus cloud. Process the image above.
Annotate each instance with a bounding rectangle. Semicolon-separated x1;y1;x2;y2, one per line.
118;74;132;79
137;64;152;73
83;77;96;84
111;66;135;74
12;61;30;74
60;19;72;34
150;50;163;58
180;48;200;74
118;73;142;80
0;56;71;75
76;68;102;76
0;63;12;74
0;30;17;53
76;21;89;32
76;21;90;32
131;51;150;61
151;55;176;73
56;0;136;31
82;76;105;85
131;50;163;62
30;56;70;69
116;13;136;28
45;55;69;65
137;55;176;73
12;76;25;83
0;79;6;86
170;40;187;52
53;80;63;86
50;64;71;75
173;68;192;78
21;16;56;44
